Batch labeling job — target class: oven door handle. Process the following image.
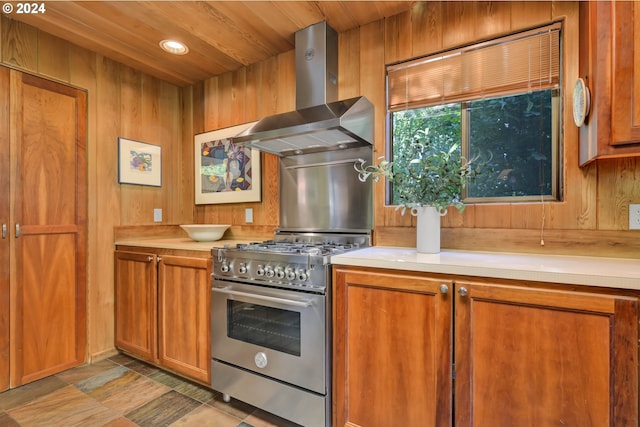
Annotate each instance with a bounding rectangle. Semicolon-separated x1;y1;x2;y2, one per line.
212;287;314;307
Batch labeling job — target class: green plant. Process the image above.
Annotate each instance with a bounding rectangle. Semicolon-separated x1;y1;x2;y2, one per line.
355;128;482;214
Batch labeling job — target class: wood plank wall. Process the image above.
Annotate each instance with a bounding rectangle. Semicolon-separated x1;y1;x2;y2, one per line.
1;0;638;360
192;1;640;258
0;16;190;360
192;55;287;238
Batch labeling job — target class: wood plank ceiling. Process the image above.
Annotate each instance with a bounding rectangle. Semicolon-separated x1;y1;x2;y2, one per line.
8;1;416;86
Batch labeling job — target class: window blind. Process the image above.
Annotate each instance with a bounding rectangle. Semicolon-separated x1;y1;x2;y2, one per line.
387;23;561;112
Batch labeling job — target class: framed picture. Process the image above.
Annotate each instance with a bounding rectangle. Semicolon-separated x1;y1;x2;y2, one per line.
118;138;162;187
194;122;261;205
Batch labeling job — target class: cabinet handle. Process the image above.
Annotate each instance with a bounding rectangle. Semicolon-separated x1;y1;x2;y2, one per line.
1;224;5;239
439;284;449;294
157;256;162;262
457;287;468;297
147;256;154;262
15;223;20;238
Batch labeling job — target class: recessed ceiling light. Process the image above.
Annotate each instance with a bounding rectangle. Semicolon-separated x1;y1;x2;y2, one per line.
159;39;189;55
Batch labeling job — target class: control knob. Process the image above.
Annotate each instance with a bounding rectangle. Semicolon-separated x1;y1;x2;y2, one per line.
264;265;275;278
256;265;265;276
220;262;230;273
275;266;285;279
238;263;247;274
297;268;308;281
285;267;296;281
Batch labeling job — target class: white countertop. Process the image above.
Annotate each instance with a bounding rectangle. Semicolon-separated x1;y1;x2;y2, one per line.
331;247;640;290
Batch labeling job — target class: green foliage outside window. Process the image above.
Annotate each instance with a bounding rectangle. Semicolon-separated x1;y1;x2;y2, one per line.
390;89;558;205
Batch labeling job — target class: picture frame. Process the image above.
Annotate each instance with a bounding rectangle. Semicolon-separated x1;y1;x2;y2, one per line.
118;138;162;187
194;122;261;205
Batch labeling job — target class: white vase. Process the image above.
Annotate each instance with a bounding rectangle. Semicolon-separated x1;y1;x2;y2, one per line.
412;206;446;254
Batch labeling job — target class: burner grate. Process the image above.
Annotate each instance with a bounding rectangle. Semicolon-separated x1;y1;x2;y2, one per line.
235;240;361;256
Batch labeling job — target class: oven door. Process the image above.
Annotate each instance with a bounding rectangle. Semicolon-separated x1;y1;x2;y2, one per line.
211;280;326;394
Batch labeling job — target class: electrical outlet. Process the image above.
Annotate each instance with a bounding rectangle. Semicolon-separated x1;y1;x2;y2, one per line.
245;208;253;224
153;208;162;223
630;204;640;230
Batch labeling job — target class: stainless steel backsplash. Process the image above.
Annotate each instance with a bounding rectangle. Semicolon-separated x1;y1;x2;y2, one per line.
278;146;373;233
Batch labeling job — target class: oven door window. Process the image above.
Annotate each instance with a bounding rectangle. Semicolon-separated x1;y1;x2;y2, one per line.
227;300;301;356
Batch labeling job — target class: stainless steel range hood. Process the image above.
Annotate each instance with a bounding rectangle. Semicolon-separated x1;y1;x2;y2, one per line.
233;21;374;157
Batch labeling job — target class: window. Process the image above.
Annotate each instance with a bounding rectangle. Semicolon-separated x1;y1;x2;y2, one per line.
387;23;562;204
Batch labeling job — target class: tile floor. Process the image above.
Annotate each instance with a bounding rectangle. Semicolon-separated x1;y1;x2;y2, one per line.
0;353;301;427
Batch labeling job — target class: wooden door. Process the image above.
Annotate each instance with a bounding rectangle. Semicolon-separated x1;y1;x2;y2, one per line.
333;267;452;427
9;70;87;386
455;280;638;427
157;255;211;384
0;66;10;391
114;251;157;363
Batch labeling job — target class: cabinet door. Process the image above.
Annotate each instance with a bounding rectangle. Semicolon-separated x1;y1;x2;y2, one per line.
157;255;211;384
0;66;9;392
333;267;452;427
579;1;640;164
114;251;157;362
610;1;640;146
455;281;638;427
10;70;87;386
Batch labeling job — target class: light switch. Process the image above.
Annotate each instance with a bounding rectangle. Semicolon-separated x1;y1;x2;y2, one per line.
153;208;162;222
245;208;253;223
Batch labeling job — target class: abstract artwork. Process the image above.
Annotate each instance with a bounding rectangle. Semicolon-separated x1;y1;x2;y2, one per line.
118;138;162;186
194;122;261;204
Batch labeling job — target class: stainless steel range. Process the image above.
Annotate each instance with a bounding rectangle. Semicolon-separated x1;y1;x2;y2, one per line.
210;20;374;427
211;232;369;427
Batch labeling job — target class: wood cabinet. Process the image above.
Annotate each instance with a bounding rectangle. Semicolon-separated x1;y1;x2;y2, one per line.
115;248;211;385
0;66;87;391
579;0;640;165
333;266;638;427
454;279;637;427
157;255;211;383
333;267;452;427
114;251;158;362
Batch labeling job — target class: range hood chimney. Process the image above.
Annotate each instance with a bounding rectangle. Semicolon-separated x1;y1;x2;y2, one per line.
233;21;374;157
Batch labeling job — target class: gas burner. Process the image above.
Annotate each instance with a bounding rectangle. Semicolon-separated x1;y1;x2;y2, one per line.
235;240;361;257
237;242;294;252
